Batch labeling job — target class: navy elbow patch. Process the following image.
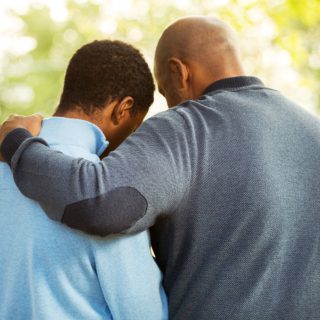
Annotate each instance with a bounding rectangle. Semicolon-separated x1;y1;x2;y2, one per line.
61;187;148;236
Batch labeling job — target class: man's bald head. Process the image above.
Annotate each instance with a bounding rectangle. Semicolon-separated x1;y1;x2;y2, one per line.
154;16;245;107
155;17;239;67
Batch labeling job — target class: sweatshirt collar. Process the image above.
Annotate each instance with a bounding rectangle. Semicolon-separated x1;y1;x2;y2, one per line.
39;117;108;156
203;76;264;95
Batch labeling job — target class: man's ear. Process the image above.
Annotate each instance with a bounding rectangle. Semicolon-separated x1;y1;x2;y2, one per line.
168;57;189;89
111;96;134;125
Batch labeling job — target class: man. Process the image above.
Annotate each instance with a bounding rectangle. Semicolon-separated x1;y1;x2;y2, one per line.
1;17;320;320
0;40;167;319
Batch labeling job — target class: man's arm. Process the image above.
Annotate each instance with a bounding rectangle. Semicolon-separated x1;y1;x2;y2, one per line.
0;110;190;235
0;114;43;162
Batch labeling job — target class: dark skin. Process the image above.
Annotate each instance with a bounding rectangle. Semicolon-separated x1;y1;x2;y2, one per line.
55;98;147;154
154;16;246;107
0;16;245;155
0;98;146;161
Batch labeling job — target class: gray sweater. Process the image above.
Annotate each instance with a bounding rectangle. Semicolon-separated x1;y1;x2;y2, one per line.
2;76;320;319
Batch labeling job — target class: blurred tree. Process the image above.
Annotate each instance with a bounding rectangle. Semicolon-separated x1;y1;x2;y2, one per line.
267;0;320;109
0;2;104;120
0;0;319;122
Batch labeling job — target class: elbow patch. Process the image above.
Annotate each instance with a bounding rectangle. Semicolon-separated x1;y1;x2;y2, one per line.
61;187;148;236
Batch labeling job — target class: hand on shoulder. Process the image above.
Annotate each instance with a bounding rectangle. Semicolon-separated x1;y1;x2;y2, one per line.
0;113;43;161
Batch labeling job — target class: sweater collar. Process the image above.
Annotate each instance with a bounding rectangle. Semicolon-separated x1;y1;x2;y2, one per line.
203;76;264;95
39;117;108;156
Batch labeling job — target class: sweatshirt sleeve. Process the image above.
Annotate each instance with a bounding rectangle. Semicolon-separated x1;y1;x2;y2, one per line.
1;110;191;236
92;232;168;320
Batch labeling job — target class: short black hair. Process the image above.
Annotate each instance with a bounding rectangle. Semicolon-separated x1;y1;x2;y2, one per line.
57;40;155;115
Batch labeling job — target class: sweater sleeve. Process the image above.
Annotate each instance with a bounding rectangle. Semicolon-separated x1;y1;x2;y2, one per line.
1;110;190;235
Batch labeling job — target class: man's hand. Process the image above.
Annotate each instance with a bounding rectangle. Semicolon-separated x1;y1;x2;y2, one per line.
0;113;43;161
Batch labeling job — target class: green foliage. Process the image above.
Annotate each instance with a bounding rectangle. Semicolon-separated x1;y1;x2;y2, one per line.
0;0;319;122
267;0;320;107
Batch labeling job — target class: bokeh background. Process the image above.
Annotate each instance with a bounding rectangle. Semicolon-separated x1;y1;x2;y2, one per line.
0;0;319;122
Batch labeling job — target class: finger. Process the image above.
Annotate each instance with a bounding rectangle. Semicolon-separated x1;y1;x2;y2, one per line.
8;113;19;120
33;113;44;120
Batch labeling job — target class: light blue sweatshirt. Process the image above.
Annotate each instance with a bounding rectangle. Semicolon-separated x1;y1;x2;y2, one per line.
0;117;167;320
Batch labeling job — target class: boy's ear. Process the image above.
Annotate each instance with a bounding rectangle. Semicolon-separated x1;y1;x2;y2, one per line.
111;96;134;125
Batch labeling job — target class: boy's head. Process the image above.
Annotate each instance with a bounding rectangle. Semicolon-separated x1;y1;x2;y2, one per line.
56;40;155;151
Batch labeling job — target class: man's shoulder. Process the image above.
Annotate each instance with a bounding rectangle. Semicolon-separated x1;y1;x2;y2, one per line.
139;108;188;135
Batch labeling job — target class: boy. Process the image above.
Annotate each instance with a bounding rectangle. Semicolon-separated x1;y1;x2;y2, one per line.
0;40;167;319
